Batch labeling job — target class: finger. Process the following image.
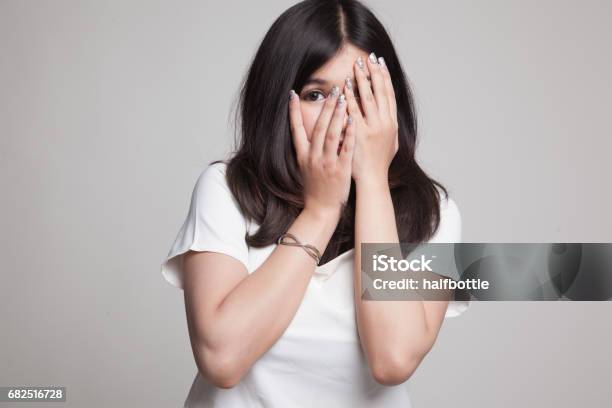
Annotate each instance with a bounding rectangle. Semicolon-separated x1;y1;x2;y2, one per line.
354;56;377;120
288;89;309;163
310;85;341;156
344;77;364;126
338;113;355;167
366;52;390;119
322;93;347;160
378;56;397;125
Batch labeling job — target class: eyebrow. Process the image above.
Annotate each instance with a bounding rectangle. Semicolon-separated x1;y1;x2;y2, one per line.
303;77;330;86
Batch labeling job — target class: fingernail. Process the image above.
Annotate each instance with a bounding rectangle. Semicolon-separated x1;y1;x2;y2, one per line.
369;52;377;64
378;57;386;68
345;77;353;90
356;57;364;70
289;89;297;100
347;115;353;124
338;94;346;105
331;85;340;97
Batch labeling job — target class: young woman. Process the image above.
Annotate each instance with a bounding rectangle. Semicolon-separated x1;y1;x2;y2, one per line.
161;0;468;406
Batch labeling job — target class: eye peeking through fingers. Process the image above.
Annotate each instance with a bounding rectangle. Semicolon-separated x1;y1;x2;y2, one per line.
302;90;326;102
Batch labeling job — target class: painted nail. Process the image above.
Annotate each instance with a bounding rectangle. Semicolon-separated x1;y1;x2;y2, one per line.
369;52;377;64
331;85;340;97
289;89;297;100
345;77;353;90
378;57;386;68
356;56;364;70
338;94;346;105
347;115;353;125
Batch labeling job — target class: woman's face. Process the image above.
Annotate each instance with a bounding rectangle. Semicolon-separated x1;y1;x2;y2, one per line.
297;44;369;146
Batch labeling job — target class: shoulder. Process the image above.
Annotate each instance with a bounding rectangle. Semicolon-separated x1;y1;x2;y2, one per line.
430;187;462;243
440;189;461;222
193;161;230;195
198;160;228;183
187;160;243;218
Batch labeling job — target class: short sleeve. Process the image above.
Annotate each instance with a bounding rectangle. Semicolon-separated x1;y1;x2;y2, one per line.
428;192;470;318
160;162;250;290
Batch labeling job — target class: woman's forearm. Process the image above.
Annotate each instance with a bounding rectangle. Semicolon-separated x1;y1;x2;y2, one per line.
198;206;340;384
353;176;434;385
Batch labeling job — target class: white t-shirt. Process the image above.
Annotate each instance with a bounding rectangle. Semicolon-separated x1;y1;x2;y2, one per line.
161;161;468;408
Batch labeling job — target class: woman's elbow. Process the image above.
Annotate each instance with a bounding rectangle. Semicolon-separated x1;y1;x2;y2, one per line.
197;345;245;389
369;352;421;386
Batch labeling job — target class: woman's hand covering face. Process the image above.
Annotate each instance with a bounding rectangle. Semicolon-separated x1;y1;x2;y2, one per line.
344;53;399;184
288;84;355;216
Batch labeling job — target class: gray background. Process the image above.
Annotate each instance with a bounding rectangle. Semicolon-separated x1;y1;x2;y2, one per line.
1;0;611;407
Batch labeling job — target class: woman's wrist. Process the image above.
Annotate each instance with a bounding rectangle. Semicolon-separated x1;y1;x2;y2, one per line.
302;203;342;224
354;171;389;191
279;205;339;266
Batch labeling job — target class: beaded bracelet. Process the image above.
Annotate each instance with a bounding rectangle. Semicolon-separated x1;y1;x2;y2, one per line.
276;232;322;265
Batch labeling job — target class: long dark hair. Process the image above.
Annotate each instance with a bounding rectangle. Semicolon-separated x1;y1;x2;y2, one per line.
213;0;448;265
